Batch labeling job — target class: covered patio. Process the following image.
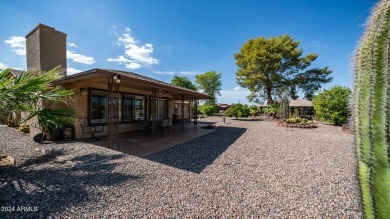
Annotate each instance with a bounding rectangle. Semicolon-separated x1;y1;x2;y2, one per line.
52;68;212;148
91;120;216;157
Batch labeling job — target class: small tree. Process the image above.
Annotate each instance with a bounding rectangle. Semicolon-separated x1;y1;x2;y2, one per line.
312;86;351;125
225;103;250;119
234;35;332;105
199;105;214;116
170;75;197;91
195;71;222;105
249;105;258;117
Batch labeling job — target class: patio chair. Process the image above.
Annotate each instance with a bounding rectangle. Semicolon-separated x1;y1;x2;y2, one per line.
79;117;104;142
137;118;149;132
157;118;170;134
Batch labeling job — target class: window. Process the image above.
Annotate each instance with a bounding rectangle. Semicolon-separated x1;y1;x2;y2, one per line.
91;90;107;123
123;94;134;122
89;89;145;123
148;98;167;120
135;96;145;120
174;103;178;113
157;99;167;120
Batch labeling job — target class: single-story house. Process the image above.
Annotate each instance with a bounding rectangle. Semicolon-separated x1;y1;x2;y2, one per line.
20;23;212;147
217;103;230;113
289;99;313;116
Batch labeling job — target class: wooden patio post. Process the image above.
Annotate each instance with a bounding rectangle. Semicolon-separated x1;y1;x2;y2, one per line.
151;87;157;137
181;93;185;132
194;97;198;126
107;75;120;148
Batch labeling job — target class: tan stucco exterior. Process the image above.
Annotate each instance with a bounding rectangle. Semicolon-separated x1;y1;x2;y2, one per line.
59;79;183;139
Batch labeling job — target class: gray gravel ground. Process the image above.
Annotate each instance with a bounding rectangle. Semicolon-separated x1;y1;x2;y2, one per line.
0;117;362;218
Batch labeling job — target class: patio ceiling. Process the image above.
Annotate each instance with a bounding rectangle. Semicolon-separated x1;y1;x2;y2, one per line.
52;68;213;100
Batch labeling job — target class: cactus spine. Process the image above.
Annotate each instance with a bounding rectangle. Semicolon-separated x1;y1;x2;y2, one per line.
354;0;390;218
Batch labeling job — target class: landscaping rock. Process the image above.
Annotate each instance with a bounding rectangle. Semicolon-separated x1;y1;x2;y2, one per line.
0;119;362;218
0;155;15;166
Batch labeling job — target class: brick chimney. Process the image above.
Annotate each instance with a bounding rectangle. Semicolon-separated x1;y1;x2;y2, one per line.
25;23;67;76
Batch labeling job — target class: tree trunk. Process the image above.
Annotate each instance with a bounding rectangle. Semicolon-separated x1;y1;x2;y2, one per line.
266;86;273;105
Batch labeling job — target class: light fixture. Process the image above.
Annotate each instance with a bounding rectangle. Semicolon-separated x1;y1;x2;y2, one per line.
113;75;121;83
79;88;88;95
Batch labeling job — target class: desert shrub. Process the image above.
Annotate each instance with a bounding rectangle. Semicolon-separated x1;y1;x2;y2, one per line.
199;105;215;116
284;117;312;125
312;86;351;125
249;105;259;117
214;105;219;113
264;102;279;117
225;103;250;118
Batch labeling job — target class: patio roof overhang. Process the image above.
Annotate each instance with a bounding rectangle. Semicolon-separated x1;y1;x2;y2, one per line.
52;68;213;100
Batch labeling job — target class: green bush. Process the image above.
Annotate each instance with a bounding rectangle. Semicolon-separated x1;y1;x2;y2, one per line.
264;102;279;117
225;103;250;118
249;105;259;117
312;86;351;125
199;105;215;116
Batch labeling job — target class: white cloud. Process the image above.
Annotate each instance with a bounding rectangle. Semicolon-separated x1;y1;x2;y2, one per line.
107;27;159;69
0;63;23;70
67;42;78;47
107;55;141;69
13;49;26;56
125;62;141;69
306;40;328;48
178;71;200;75
153;71;175;75
0;63;7;69
67;67;82;75
5;36;94;65
5;36;25;48
5;36;26;56
66;50;95;65
234;86;243;91
152;70;201;76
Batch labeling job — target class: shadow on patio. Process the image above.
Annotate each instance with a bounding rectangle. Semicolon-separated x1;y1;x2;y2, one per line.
145;126;246;174
91;121;217;157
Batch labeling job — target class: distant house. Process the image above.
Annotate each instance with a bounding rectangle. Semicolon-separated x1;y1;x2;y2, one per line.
289;99;313;116
217;103;230;113
19;23;212;144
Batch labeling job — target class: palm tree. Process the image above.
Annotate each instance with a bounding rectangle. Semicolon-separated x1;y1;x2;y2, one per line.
0;68;76;140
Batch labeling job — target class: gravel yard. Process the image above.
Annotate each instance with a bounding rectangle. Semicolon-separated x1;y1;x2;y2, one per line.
0;117;362;218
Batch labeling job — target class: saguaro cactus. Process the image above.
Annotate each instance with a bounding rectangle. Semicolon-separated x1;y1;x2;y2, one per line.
353;0;390;218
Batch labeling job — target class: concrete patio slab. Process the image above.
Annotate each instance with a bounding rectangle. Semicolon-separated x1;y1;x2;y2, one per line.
91;121;216;157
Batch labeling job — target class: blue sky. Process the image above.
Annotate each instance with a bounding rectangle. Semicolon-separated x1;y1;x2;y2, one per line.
0;0;377;104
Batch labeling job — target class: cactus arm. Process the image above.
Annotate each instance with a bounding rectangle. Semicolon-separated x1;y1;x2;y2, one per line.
354;1;390;218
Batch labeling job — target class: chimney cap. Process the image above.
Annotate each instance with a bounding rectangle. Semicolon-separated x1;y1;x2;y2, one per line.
25;23;67;38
